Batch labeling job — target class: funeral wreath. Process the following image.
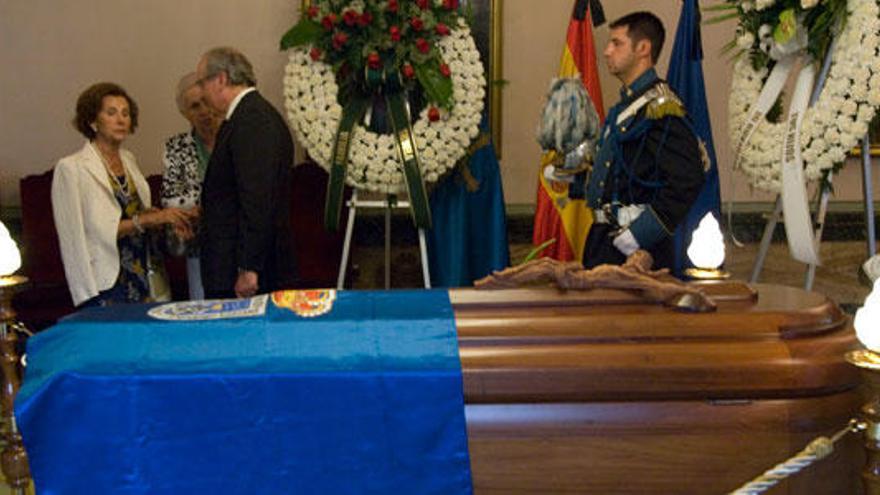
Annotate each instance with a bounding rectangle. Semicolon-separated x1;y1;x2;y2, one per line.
711;0;880;192
281;0;486;229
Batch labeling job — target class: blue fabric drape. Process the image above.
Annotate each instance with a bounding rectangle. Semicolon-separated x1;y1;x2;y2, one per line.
16;291;472;495
667;0;722;275
427;135;510;287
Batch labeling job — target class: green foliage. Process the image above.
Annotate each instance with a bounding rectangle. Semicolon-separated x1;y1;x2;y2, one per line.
281;0;470;114
773;8;797;45
415;59;453;109
766;92;785;123
521;239;557;264
704;0;849;71
280;19;323;50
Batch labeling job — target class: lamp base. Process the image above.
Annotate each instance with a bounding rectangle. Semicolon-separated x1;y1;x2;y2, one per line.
0;275;26;290
846;349;880;494
0;276;27;323
846;349;880;371
0;274;31;491
684;268;731;280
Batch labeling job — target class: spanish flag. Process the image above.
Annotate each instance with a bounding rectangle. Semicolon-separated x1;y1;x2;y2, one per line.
532;0;605;261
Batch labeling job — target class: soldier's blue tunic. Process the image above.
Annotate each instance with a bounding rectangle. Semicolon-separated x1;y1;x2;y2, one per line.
574;68;705;273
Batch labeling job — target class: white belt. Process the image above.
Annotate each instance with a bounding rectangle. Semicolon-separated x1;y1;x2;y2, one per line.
593;204;646;228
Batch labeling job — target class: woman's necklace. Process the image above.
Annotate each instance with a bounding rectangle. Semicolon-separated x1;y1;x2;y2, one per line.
93;143;129;195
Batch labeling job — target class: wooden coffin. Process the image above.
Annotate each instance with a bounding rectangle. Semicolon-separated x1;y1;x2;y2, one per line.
450;282;862;494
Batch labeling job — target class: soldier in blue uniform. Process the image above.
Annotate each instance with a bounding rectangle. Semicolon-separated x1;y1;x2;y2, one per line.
575;12;706;273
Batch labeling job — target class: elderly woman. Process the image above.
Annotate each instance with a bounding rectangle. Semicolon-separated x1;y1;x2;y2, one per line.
52;82;197;308
161;73;222;300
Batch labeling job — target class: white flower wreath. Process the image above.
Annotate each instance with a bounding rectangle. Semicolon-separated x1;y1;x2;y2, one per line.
283;18;486;193
728;0;880;192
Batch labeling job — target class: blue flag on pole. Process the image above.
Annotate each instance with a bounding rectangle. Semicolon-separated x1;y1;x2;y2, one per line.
427;129;510;287
667;0;722;275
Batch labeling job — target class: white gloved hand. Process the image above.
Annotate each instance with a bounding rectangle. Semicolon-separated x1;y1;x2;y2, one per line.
543;165;575;184
612;229;640;256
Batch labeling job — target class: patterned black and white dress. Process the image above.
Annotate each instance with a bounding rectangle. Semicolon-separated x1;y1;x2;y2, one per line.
161;130;210;299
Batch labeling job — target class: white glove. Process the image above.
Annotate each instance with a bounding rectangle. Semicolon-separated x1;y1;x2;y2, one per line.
612;229;640;256
543;165;575;184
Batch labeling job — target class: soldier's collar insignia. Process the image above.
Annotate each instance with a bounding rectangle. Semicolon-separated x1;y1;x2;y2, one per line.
621;68;659;100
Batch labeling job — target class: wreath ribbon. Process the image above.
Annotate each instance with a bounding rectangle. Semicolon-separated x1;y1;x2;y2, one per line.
386;92;432;229
325;67;432;231
325;96;370;231
781;61;820;265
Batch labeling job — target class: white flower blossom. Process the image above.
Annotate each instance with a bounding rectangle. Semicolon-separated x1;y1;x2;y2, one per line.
755;0;775;11
737;32;755;50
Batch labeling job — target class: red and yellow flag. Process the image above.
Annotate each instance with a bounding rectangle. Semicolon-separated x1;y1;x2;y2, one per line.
532;0;605;261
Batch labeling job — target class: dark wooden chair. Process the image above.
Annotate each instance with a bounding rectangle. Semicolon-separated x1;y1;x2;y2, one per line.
13;170;75;331
289;161;349;288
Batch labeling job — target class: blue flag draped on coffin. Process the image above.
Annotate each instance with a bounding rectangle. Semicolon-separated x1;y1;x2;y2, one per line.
16;291;473;495
667;0;722;275
427;129;510;287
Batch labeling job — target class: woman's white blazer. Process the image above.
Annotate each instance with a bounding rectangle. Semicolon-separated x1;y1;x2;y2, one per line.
51;141;151;306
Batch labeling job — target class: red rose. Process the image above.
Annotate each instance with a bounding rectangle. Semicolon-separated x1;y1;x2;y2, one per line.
357;12;373;27
367;52;382;70
416;0;429;9
321;14;337;31
390;25;401;42
428;107;441;122
402;63;415;79
410;17;424;31
332;31;349;50
439;63;451;77
435;22;450;36
443;0;459;10
307;5;319;19
342;9;358;26
309;47;322;61
387;0;399;13
415;37;430;54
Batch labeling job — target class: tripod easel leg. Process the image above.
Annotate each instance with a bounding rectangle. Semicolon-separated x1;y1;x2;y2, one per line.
337;190;359;290
750;196;783;283
384;199;392;290
418;228;431;289
862;137;876;259
804;182;832;291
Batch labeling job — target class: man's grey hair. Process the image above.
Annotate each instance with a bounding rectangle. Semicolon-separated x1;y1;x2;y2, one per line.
202;47;257;87
175;72;199;112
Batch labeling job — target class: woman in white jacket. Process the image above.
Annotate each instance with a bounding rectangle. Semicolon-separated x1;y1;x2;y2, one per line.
52;82;197;307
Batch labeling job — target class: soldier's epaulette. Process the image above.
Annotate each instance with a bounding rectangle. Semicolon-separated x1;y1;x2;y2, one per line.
645;83;686;120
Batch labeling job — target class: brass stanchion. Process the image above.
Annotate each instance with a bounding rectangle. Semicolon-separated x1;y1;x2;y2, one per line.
0;275;30;494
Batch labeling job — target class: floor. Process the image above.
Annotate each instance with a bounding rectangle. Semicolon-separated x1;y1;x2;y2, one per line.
720;240;871;311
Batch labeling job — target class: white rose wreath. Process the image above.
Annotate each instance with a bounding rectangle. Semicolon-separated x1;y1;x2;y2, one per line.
727;0;880;192
283;18;486;194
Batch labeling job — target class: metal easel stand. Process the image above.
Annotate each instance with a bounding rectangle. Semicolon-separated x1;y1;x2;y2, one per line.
749;133;874;290
336;189;432;290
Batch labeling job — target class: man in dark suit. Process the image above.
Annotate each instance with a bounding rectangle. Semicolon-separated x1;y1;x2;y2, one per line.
195;47;295;298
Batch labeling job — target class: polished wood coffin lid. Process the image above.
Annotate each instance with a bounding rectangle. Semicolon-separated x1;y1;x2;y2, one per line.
449;282;859;403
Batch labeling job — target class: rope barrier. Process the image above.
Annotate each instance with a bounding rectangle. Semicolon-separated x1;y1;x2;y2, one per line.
728;419;865;495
